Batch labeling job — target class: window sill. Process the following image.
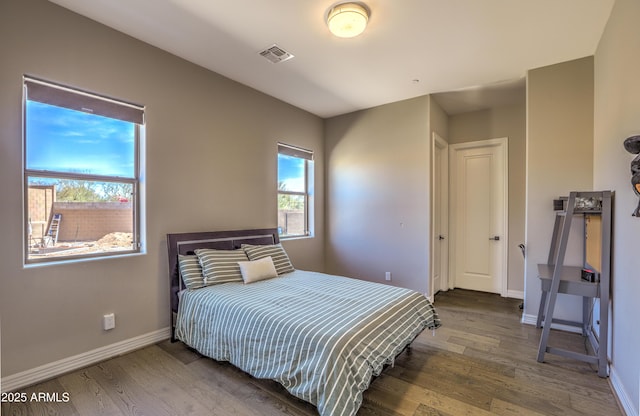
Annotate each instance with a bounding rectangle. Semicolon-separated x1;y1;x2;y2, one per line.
24;250;145;269
279;234;314;242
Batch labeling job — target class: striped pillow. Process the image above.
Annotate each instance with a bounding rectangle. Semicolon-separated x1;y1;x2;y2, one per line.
194;249;248;285
241;243;295;275
178;255;206;290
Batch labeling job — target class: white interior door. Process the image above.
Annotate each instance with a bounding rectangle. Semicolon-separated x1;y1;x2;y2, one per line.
430;133;448;299
450;138;507;295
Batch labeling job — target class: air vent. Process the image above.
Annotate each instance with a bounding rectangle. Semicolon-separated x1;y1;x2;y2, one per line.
259;44;294;64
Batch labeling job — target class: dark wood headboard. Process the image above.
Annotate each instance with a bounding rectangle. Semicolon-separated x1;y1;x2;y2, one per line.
167;228;280;341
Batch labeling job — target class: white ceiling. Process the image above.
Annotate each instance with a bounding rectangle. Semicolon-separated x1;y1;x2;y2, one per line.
48;0;614;118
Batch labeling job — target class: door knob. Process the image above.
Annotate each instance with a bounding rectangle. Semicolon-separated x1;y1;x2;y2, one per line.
439;235;445;240
489;236;500;241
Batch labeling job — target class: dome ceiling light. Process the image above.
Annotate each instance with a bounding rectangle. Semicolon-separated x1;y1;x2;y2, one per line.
326;3;369;38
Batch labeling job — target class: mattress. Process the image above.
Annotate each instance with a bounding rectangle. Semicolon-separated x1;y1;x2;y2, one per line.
175;269;440;416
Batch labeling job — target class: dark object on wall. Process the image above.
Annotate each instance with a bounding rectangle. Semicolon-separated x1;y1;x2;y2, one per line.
624;135;640;154
623;135;640;216
632;172;640;217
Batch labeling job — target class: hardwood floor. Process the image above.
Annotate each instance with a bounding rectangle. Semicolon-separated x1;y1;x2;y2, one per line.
2;289;622;416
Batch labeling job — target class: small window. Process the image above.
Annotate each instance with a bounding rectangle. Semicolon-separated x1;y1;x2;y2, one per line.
277;143;313;238
23;77;144;264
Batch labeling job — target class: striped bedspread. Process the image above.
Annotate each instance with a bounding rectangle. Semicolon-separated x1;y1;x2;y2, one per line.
175;270;440;416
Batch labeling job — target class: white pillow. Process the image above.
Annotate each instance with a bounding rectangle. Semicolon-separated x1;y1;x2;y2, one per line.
238;256;278;284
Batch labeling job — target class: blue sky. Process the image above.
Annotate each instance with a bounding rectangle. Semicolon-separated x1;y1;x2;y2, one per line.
26;101;135;178
278;154;306;192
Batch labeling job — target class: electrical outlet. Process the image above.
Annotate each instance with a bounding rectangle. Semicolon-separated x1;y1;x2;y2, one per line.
385;272;392;281
103;313;115;331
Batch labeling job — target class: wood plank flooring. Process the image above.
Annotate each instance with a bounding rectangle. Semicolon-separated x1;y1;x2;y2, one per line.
2;289;622;415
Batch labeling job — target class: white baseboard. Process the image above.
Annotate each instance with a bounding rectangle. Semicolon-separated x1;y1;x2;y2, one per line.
521;313;582;334
507;290;524;299
1;327;171;393
609;366;637;416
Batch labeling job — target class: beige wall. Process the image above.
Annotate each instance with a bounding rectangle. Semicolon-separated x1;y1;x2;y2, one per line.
324;96;431;294
27;186;55;240
3;0;636;409
52;202;133;241
524;57;594;322
594;0;640;411
448;102;527;293
429;96;449;141
324;94;526;297
0;0;324;377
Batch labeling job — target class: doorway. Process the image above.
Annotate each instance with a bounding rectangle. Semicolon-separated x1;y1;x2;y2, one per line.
449;138;508;295
430;133;449;300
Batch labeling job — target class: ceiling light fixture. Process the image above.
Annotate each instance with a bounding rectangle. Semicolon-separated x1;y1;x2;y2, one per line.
327;2;369;38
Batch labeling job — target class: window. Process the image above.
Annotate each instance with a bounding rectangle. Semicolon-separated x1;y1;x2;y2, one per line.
23;77;144;264
277;143;313;238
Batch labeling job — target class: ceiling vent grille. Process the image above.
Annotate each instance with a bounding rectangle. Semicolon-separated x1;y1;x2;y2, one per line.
259;44;294;64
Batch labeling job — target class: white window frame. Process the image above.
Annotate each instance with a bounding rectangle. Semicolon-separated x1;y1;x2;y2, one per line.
277;143;314;239
23;76;145;265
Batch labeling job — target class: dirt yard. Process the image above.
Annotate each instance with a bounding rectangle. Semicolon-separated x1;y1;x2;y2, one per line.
29;232;134;258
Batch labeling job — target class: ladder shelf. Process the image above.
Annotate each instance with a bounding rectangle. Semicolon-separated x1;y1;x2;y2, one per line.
536;191;611;378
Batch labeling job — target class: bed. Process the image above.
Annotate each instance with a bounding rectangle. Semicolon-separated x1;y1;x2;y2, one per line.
167;228;440;416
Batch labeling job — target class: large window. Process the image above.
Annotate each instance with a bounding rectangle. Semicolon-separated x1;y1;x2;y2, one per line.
277;143;313;238
23;77;144;264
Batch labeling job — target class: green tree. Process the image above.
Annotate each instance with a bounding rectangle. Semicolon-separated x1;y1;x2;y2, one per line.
101;182;133;202
278;181;303;210
56;180;104;202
